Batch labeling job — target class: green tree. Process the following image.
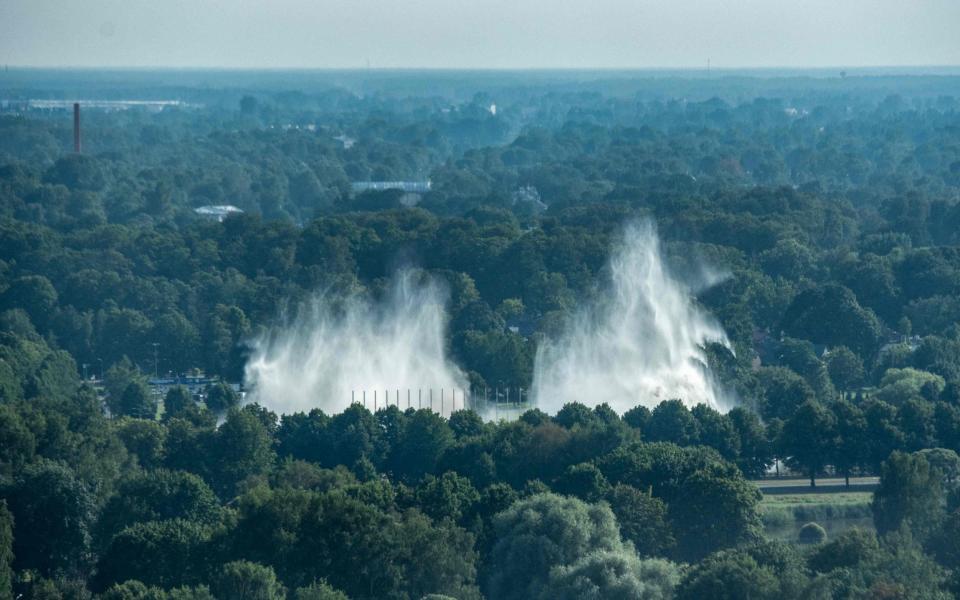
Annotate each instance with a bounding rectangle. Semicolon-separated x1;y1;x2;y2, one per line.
668;468;763;561
163;386;194;419
645;400;700;446
100;580;168;600
780;400;837;487
0;275;58;330
215;561;285;600
864;399;906;471
873;451;946;541
676;550;779;600
96;470;221;548
876;368;945;405
415;471;480;522
691;404;740;460
3;461;95;577
826;346;866;395
448;409;485;439
293;581;349;600
622;405;651;431
554;462;610;502
388;409;453;482
541;551;679;600
204;382;239;414
95;519;211;591
0;501;12;600
798;522;827;544
930;507;960;570
604;484;674;557
899;397;937;451
104;357;143;409
757;366;816;421
114;380;156;419
807;527;879;573
0;403;36;475
209;408;277;498
486;493;626;600
780;283;883;357
116;418;166;469
393;509;481;600
727;407;771;478
830;399;869;486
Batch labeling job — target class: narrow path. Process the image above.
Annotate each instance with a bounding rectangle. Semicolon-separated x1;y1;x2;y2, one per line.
752;476;879;494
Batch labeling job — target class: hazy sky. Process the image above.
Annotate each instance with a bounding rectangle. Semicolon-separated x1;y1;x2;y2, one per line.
1;0;959;69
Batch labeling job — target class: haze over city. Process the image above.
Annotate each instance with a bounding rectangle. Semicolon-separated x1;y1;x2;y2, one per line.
2;0;959;69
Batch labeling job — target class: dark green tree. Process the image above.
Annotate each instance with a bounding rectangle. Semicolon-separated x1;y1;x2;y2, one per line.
209;408;277;498
831;398;869;486
3;461;95;577
780;400;837;487
668;469;763;561
114;380;156;419
96;470;222;548
0;501;12;600
204;382;239;414
604;484;674;557
826;346;866;395
163;386;195;419
94;519;211;591
676;550;779;600
646;400;700;446
873;451;946;541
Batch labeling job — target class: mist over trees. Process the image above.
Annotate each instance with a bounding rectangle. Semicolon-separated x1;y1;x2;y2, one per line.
2;70;960;597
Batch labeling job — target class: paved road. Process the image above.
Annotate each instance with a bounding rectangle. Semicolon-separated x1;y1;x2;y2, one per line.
753;476;879;494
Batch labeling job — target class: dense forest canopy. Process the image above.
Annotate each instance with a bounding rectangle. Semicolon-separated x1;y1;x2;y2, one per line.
2;68;960;599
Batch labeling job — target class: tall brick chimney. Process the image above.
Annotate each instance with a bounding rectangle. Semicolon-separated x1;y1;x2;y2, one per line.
73;102;81;153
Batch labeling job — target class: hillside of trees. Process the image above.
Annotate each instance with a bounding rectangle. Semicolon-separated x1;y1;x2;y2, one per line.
2;69;960;598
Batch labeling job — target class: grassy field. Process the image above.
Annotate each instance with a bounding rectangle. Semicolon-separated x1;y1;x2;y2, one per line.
760;492;874;541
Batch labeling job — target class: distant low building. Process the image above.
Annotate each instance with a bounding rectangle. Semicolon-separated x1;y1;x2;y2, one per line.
334;134;356;149
194;205;243;222
512;185;547;212
148;375;243;397
351;181;432;194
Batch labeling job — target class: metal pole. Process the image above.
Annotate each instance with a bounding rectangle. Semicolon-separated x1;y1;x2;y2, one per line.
441;388;444;415
419;388;422;409
363;390;366;408
430;389;433;411
374;390;377;412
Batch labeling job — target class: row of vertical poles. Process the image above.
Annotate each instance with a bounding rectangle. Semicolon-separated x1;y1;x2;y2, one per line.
349;387;532;417
350;388;467;413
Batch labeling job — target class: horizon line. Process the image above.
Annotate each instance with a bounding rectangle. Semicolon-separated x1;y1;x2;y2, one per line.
3;64;960;73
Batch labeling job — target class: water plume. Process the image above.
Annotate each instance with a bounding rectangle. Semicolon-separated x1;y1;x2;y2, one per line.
531;221;731;415
244;269;468;416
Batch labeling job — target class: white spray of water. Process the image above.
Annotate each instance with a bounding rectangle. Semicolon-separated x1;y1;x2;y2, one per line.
244;270;468;416
531;221;731;415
